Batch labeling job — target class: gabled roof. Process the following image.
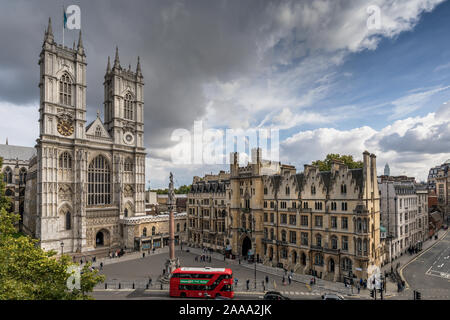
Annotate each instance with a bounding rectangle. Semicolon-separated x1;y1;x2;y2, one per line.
86;117;111;138
0;144;36;161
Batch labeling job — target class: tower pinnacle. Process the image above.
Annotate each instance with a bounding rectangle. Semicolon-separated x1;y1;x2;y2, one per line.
44;17;54;43
77;30;85;55
136;56;142;75
113;46;120;69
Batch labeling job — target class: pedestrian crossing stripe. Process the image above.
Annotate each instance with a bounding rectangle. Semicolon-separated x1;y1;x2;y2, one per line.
281;291;321;296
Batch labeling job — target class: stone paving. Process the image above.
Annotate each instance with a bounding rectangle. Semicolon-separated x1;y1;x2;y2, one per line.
89;229;448;299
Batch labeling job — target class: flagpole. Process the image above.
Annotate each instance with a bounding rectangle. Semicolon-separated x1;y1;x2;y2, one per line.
62;4;65;46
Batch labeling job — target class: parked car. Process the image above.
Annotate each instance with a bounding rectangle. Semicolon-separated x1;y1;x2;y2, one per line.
321;293;345;300
263;291;290;300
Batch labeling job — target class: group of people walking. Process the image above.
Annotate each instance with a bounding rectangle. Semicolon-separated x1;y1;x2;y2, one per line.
109;249;124;259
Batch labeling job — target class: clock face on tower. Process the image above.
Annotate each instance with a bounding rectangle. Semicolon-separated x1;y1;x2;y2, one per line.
57;120;74;136
123;132;134;145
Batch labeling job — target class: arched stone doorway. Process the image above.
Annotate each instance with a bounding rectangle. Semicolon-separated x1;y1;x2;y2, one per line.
292;250;297;264
328;258;335;273
242;236;251;257
301;252;307;265
95;229;110;248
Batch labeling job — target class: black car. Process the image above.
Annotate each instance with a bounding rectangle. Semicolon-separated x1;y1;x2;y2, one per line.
263;291;290;300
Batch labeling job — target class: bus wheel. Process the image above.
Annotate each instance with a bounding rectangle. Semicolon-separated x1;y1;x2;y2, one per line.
180;292;186;298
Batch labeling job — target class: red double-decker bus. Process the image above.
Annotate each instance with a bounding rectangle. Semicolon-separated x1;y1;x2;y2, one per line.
170;267;234;299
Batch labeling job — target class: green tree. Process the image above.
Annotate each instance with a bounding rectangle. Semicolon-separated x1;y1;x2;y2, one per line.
312;154;363;171
151;185;190;194
0;158;105;300
176;185;191;194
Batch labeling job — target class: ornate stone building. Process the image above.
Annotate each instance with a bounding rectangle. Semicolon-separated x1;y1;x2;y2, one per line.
22;18;147;254
187;149;382;281
379;176;429;262
0;142;36;230
187;171;230;252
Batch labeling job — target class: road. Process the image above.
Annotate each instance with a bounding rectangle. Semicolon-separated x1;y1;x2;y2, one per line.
402;230;450;299
92;249;343;300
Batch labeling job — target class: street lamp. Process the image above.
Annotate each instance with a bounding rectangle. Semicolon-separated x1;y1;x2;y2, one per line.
252;216;256;290
60;241;64;257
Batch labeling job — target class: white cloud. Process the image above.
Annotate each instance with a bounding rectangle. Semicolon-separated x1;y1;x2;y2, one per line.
388;86;450;120
199;0;445;132
0;102;38;147
281;102;450;181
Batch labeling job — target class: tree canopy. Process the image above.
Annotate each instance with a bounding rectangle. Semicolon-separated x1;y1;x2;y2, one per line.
151;184;191;194
312;154;363;172
0;157;105;300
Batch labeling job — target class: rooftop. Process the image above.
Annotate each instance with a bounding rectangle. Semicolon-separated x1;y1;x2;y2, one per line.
0;144;36;162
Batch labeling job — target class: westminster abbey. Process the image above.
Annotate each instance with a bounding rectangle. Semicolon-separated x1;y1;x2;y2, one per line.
10;18;149;254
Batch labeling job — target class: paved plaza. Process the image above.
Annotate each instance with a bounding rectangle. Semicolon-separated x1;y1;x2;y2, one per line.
90;230;450;300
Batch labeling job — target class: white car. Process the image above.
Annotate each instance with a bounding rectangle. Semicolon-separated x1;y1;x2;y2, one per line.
322;293;345;300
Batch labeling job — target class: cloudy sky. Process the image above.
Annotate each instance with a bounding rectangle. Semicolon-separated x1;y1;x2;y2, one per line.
1;0;450;188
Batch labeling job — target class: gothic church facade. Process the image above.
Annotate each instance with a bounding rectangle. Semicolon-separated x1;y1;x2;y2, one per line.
23;18;147;253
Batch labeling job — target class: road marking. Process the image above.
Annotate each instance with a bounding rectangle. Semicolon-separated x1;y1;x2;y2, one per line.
399;229;449;290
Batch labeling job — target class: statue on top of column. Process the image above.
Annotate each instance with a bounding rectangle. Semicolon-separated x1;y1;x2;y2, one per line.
168;172;175;210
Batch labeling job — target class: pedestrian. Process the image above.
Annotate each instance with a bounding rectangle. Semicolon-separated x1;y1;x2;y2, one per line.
314;277;316;285
100;262;103;270
357;283;360;294
195;256;198;262
80;259;83;265
265;275;269;284
234;278;238;288
149;277;152;287
142;252;145;258
246;279;250;290
282;275;286;285
288;274;292;285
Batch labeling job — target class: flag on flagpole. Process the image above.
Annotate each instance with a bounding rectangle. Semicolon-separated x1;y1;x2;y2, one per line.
63;7;67;29
62;5;66;46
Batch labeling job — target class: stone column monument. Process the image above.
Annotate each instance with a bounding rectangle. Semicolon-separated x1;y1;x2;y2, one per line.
164;172;180;276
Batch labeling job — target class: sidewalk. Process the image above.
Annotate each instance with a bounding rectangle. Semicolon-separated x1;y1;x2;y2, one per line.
83;247;172;269
187;247;352;296
381;229;447;275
